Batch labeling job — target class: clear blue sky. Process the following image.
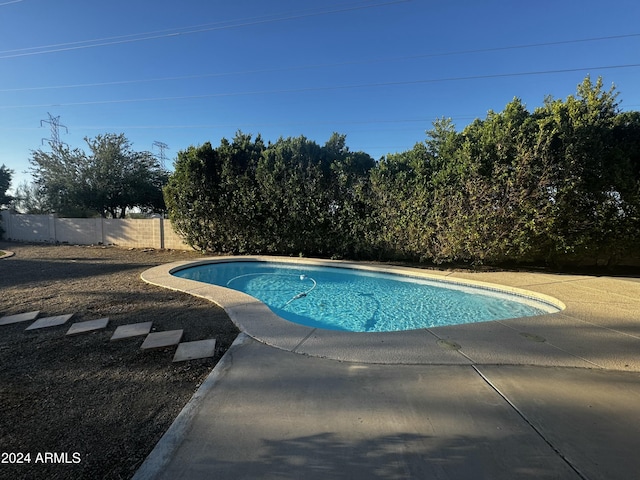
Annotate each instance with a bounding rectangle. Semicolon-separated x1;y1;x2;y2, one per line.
1;0;639;192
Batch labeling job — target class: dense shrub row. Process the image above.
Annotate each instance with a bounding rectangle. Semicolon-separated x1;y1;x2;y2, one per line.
164;77;640;267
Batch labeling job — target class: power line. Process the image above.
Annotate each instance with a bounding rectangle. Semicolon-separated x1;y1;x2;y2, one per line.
30;104;640;134
0;115;482;134
0;0;410;60
2;62;639;110
69;117;478;130
1;32;639;94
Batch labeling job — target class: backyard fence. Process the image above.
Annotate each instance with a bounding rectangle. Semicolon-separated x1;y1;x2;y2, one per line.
0;210;191;250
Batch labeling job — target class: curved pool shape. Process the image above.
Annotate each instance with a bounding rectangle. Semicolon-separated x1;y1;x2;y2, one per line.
173;261;561;332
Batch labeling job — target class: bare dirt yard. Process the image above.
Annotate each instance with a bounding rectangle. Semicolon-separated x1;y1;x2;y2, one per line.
0;242;239;480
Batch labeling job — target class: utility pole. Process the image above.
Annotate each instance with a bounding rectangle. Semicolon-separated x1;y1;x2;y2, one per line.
40;112;68;148
152;141;169;169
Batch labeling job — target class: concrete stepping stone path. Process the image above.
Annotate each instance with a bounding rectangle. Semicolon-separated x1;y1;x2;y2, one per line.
110;321;153;341
173;339;217;362
0;310;40;326
3;312;215;363
67;317;110;336
141;329;184;350
25;314;74;331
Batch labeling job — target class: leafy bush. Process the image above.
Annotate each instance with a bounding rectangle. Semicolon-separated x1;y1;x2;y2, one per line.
164;132;375;258
165;77;640;267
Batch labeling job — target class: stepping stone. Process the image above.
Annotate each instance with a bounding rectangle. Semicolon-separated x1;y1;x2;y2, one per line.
67;318;110;336
25;314;74;331
173;339;217;363
0;311;40;326
110;321;153;341
141;329;184;350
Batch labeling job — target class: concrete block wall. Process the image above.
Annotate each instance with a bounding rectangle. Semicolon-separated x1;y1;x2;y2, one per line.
1;211;56;243
163;222;190;250
0;210;191;250
103;218;162;249
56;218;103;245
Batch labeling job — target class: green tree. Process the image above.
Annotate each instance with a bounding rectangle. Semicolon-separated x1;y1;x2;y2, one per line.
164;142;221;251
29;144;89;216
83;134;168;218
417;76;640;266
370;141;434;260
164;76;639;266
0;164;12;239
164;133;267;253
165;132;374;257
425;99;552;264
254;135;333;255
532;76;631;264
12;181;52;214
606;110;640;262
252;133;376;257
325;134;376;258
29;134;168;218
213;133;266;253
0;164;12;208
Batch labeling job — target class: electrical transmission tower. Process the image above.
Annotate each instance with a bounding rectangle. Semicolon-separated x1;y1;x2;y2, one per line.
152;141;169;169
40;112;68;148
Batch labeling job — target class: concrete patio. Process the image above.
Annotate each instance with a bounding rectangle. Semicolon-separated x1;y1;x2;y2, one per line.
135;259;640;479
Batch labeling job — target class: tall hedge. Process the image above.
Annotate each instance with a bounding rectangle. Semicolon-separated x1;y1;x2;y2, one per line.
164;132;376;257
165;77;640;267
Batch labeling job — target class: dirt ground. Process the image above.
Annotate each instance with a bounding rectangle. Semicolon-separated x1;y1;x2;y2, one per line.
0;242;239;480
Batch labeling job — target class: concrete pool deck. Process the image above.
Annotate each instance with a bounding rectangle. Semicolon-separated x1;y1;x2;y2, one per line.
135;258;640;479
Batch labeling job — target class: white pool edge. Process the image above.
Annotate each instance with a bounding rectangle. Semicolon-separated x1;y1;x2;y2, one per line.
141;256;570;364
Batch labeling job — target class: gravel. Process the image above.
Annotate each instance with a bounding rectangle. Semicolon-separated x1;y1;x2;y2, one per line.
0;243;239;480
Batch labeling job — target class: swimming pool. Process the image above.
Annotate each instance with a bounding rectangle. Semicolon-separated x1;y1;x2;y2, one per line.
173;261;561;332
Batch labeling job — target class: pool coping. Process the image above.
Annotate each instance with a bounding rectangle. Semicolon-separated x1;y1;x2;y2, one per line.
0;250;14;259
140;256;583;365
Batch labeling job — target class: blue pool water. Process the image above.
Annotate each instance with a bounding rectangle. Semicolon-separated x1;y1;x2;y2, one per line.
174;261;559;332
